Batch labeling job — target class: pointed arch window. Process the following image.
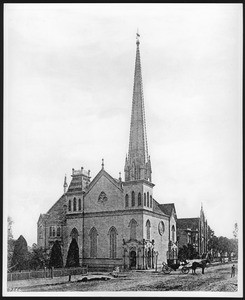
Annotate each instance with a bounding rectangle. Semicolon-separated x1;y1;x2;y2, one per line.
70;227;79;241
125;194;129;207
131;191;135;207
52;226;55;237
57;226;61;237
138;193;142;206
68;200;71;211
109;227;117;259
171;225;175;242
146;220;151;240
147;192;149;207
39;225;43;239
150;195;152;208
73;198;77;211
89;227;98;258
78;198;82;211
144;193;146;206
129;219;137;240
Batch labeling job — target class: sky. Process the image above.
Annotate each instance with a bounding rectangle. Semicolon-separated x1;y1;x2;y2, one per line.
4;3;242;246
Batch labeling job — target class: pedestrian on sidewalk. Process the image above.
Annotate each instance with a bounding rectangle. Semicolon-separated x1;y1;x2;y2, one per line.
231;264;236;277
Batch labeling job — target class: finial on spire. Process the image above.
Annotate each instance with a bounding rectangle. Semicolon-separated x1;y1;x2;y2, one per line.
136;29;140;45
102;158;104;169
63;174;68;194
119;172;122;181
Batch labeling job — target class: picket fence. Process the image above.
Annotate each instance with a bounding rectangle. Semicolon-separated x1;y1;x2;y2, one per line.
7;266;88;281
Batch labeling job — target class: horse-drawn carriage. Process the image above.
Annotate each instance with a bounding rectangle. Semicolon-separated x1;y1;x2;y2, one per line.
162;257;210;275
162;259;190;274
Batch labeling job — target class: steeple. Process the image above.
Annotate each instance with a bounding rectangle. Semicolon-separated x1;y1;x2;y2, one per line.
124;32;152;182
63;174;68;194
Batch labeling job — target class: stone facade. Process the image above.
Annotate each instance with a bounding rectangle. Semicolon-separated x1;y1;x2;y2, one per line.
37;168;177;270
37;36;178;270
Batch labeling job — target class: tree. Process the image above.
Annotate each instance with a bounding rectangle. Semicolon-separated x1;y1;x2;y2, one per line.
229;238;238;259
7;217;16;270
11;235;29;271
233;223;238;239
29;246;50;270
178;243;199;261
207;225;214;241
7;216;13;240
66;238;79;268
49;241;63;268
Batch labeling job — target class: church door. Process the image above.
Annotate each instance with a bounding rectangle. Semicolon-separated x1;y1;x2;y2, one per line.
129;250;136;269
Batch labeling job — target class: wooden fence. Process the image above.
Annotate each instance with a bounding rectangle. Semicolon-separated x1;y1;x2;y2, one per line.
7;266;88;281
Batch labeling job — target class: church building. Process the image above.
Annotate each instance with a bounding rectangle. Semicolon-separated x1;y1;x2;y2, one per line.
177;205;208;256
37;35;178;270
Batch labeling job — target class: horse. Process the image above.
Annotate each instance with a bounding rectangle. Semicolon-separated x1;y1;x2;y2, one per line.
190;257;211;275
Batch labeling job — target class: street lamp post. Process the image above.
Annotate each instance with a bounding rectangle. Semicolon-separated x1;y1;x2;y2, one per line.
142;239;145;270
155;251;159;272
138;248;141;269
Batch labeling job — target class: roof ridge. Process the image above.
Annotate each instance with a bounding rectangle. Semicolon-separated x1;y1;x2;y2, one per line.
86;169;122;194
46;194;66;214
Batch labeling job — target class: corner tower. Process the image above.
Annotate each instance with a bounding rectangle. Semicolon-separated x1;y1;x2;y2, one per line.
124;33;152;182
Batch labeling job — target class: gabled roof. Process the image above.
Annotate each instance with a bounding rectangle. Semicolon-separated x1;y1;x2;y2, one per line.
158;203;176;217
47;194;66;214
37;194;66;224
177;217;199;230
37;213;48;224
152;199;170;217
85;168;123;194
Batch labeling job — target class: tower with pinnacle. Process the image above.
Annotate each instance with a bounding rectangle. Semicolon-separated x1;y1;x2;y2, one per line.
124;33;152;183
123;33;154;214
37;33;178;270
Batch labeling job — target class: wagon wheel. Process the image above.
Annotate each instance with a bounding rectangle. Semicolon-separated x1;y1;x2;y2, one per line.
181;266;189;274
162;265;171;274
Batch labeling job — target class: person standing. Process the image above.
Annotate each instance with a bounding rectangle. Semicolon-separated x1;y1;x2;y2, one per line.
231;264;236;277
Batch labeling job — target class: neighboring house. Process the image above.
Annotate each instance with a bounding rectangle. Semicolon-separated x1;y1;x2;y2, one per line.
37;36;177;271
177;205;208;256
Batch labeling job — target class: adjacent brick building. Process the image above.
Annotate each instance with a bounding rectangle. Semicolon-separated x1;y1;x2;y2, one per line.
37;36;178;270
176;205;208;256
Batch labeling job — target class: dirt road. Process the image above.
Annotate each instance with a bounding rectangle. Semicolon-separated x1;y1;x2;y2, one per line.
8;262;238;292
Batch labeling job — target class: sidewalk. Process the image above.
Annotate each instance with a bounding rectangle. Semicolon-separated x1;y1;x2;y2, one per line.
7;273;113;290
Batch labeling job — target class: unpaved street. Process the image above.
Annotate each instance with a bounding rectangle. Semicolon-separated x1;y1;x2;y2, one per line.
10;263;238;292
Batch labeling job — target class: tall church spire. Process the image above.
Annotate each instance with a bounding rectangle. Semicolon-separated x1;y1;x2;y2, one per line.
124;33;152;182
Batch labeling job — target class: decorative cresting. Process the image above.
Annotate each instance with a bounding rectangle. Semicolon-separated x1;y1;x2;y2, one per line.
124;32;152;182
98;191;108;203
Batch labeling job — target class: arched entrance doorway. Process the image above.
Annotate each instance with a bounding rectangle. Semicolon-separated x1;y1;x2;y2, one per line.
129;250;136;269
